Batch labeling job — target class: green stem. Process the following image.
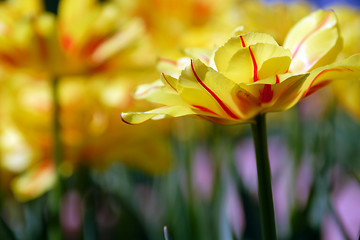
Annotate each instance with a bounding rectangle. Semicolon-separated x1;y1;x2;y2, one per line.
48;76;63;240
52;77;62;171
251;114;277;240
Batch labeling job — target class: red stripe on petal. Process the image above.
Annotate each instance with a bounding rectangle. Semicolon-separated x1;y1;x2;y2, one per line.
304;80;330;97
303;67;345;97
249;46;259;82
292;12;332;59
192;105;219;115
240;35;246;47
162;73;177;92
240;36;258;82
276;75;280;84
190;60;239;119
260;84;273;103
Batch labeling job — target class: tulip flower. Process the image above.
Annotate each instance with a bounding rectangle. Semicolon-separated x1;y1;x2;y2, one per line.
0;0;145;77
122;9;360;240
121;10;360;125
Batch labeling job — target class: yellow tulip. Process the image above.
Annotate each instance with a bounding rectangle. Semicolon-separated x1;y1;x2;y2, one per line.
121;10;360;125
55;0;146;75
4;73;172;175
0;0;145;77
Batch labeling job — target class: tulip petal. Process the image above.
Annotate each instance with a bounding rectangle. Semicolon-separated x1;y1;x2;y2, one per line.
238;73;309;110
214;32;279;74
134;79;186;106
157;57;191;78
182;48;212;64
284;10;342;73
302;53;360;97
121;106;197;125
178;59;251;120
225;43;291;84
263;74;309;112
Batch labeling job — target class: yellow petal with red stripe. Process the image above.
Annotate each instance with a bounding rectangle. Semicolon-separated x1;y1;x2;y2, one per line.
178;59;252;120
301;53;360;98
224;43;291;84
238;73;308;111
284;10;342;73
214;32;279;74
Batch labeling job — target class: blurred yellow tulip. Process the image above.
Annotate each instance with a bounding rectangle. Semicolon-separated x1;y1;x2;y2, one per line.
0;0;169;201
331;7;360;121
0;0;146;77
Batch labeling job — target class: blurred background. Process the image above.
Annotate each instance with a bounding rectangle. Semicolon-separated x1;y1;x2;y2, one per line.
0;0;359;239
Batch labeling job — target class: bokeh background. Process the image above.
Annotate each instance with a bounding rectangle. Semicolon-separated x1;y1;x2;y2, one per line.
0;0;359;239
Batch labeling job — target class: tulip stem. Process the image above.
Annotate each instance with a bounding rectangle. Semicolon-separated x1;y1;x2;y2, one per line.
52;77;62;171
251;114;277;240
48;76;63;240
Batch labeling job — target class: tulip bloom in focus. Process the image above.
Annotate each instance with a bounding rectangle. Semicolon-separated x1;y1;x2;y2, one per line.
121;10;360;125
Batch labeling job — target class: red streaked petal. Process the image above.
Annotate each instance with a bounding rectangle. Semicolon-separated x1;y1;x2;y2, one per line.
304;80;331;97
248;46;259;82
192;105;219;116
292;12;332;60
303;68;348;97
240;36;259;82
260;84;273;103
190;59;240;119
162;73;177;92
240;35;246;48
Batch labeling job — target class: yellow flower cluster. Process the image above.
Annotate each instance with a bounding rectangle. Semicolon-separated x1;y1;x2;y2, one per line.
1;0;360;202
